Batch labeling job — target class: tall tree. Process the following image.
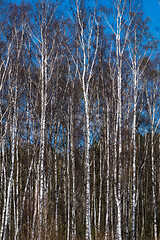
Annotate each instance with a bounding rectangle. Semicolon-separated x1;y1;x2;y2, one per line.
68;1;99;238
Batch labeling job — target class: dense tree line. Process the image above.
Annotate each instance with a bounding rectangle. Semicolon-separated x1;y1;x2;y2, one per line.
0;0;159;239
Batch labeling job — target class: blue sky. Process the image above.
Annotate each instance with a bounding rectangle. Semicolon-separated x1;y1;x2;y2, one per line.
142;0;160;39
8;0;160;40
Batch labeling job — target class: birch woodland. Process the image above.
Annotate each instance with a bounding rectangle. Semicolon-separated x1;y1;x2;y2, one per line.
0;0;159;239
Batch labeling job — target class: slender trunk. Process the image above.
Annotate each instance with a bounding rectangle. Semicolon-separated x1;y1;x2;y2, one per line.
13;174;17;239
63;148;67;224
84;93;91;240
3;79;17;240
19;157;34;234
55;153;58;238
38;33;48;239
39;52;45;240
116;5;122;238
116;65;122;240
75;3;99;237
3;116;16;239
32;177;38;239
98;143;102;233
132;60;137;240
15;115;19;240
67;106;70;240
146;79;158;240
93;150;97;239
117;67;122;240
114;104;122;240
151;127;157;240
70;97;76;239
0;139;7;239
105;101;110;240
27;101;30;239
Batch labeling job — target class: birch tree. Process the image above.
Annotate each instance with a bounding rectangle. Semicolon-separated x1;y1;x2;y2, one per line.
0;0;159;239
71;1;99;238
128;7;157;237
0;6;26;237
144;61;159;240
103;1;130;238
27;1;60;238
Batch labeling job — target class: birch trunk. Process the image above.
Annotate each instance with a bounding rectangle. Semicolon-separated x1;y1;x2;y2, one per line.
0;139;7;239
115;3;123;238
75;2;99;238
67;105;70;240
38;15;48;239
55;148;58;238
14;111;19;240
105;101;110;240
151;115;158;240
38;43;47;240
3;84;17;240
84;94;92;240
132;56;137;240
70;96;76;239
146;86;158;240
93;150;97;239
98;143;102;234
32;176;38;239
116;29;122;240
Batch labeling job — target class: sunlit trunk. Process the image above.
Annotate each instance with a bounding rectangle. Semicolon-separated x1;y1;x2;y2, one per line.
3;83;17;240
132;55;137;240
84;93;92;240
67;105;70;240
70;96;76;239
105;101;110;240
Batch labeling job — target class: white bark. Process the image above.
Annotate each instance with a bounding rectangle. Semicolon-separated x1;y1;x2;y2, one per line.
63;147;67;224
105;101;110;240
98;143;102;233
3;89;17;240
116;6;122;240
38;36;47;239
132;61;138;240
55;145;59;238
84;94;92;240
0;139;7;239
14;110;19;240
0;23;23;239
32;177;38;240
67;105;70;240
70;96;76;239
93;150;97;239
151;120;158;240
146;84;158;240
75;2;99;238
